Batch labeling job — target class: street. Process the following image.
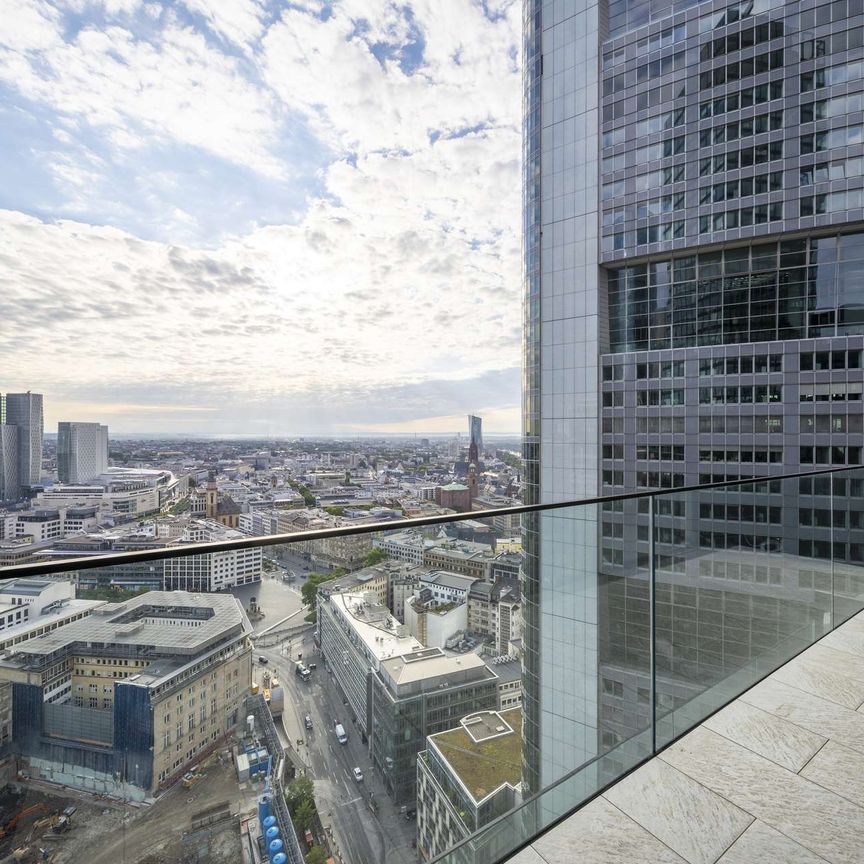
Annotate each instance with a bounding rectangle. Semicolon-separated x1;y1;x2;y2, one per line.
255;628;417;864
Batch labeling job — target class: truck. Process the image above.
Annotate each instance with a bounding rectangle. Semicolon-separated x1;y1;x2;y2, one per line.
295;662;311;681
335;723;347;744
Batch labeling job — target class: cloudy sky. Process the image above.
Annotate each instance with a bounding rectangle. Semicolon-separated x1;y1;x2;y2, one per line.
0;0;521;436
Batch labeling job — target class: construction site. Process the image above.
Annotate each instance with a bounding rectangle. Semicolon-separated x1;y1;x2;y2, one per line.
0;749;246;864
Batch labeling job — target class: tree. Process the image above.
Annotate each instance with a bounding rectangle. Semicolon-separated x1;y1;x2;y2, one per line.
306;846;328;864
300;570;345;610
294;799;317;832
284;776;314;815
362;548;387;567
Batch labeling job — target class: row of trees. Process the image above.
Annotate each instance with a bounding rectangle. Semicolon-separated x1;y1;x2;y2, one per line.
284;777;328;864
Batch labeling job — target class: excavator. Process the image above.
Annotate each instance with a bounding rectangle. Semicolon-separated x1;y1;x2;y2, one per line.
0;804;49;838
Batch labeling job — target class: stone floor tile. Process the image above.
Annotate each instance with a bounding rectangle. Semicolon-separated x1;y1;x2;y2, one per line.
603;757;752;864
800;739;864;806
717;820;829;864
661;726;864;864
770;643;864;709
531;796;687;864
703;699;826;771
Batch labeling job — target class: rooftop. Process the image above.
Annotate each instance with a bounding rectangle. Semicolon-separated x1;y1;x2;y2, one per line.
432;708;522;803
0;590;251;663
328;591;423;661
507;609;864;864
379;647;490;687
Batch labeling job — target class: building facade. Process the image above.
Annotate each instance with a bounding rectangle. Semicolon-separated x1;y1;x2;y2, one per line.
4;393;43;491
0;425;18;502
0;591;252;798
523;0;864;795
57;422;109;484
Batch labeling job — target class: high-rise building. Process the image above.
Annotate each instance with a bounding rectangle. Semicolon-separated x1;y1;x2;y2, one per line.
522;0;864;793
0;425;18;502
468;414;483;461
57;421;108;483
4;393;43;491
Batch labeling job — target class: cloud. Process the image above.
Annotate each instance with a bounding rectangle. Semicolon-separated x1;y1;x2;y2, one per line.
0;1;522;434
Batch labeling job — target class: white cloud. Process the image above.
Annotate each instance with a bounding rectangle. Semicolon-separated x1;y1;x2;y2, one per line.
0;0;522;433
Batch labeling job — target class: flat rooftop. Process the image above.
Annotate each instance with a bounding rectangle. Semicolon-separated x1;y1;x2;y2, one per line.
380;648;491;687
0;590;251;663
329;591;423;661
431;708;522;803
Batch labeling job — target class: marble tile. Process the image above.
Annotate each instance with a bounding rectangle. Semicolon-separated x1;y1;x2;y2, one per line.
530;796;687;864
741;678;864;756
603;757;752;864
506;847;546;864
821;615;864;659
717;820;829;864
660;726;864;864
770;643;864;709
703;699;826;772
800;739;864;806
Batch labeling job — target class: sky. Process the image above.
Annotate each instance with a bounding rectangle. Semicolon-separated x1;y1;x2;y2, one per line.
0;0;522;437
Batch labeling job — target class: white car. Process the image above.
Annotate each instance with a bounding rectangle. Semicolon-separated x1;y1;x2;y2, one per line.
352;767;364;782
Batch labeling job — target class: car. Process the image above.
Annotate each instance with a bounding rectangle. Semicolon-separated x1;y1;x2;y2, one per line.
353;767;364;782
258;656;268;664
308;663;317;670
182;771;202;789
304;714;313;730
404;807;416;821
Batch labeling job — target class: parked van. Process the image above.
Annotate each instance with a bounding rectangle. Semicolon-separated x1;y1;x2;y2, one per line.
335;723;348;744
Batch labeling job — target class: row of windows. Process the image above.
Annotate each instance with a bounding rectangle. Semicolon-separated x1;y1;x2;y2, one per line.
699;532;781;551
800;445;862;464
800;382;864;400
800;0;864;29
699;503;782;523
604;137;686;174
605;193;687;227
630;222;686;246
801;125;864;154
801;60;864;92
801;93;864;124
637;360;686;379
698;415;784;433
699;80;784;118
603;51;687;96
603;81;688;123
799;540;864;561
801;157;864;186
699;50;785;90
636;471;686;488
699;385;783;403
699;172;783;204
698;203;784;233
700;448;784;463
800;475;864;495
699;472;779;485
603;165;686;200
800;508;864;528
801;27;864;60
636;444;686;461
698;20;785;59
635;416;686;433
802;413;864;432
603;23;687;68
699;111;783;147
802;190;864;217
698;0;785;34
699;142;783;175
637;388;685;406
699;353;783;375
800;349;863;370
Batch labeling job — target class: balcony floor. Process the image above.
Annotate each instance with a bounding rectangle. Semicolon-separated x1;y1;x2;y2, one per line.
511;610;864;864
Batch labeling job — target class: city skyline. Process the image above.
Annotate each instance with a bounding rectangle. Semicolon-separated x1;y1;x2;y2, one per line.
0;1;522;435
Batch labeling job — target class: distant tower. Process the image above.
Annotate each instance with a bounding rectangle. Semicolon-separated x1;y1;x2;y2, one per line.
468;414;483;460
5;392;43;491
57;422;108;483
205;471;218;520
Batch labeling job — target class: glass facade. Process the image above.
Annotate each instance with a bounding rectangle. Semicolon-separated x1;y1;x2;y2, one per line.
524;0;864;803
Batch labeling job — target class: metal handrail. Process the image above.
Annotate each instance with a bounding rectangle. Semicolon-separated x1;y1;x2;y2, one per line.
1;464;859;578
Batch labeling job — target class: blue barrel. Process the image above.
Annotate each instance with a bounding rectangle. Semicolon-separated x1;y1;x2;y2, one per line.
272;855;287;864
265;826;280;842
258;800;271;825
269;838;284;860
262;815;277;830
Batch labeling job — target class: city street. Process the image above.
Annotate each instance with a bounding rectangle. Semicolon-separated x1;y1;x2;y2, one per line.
255;626;417;864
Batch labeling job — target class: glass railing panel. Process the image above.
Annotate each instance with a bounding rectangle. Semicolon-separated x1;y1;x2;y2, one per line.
829;468;864;627
653;474;835;748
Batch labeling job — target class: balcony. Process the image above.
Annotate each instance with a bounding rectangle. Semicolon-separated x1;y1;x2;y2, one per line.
0;466;862;863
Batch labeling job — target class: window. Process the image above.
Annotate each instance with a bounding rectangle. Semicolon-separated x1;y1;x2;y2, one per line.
801;92;864;123
801;59;864;92
699;172;783;204
801;190;864;216
699;204;783;233
636;222;685;244
700;80;783;118
699;50;785;90
801;125;864;154
699;111;783;147
634;164;686;192
699;141;783;175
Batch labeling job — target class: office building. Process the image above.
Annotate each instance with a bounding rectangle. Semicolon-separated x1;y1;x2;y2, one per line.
4;393;43;492
316;587;499;804
522;0;864;793
468;414;484;461
416;709;522;861
0;425;18;502
57;422;108;483
0;591;252;798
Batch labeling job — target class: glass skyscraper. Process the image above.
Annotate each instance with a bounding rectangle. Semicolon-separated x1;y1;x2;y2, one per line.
523;0;864;792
